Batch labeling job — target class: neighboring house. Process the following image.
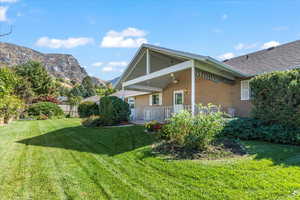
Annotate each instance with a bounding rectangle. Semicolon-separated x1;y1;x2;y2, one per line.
82;95;101;104
114;40;300;122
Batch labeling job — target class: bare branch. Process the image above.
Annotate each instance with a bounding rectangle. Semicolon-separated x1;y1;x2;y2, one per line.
0;25;12;37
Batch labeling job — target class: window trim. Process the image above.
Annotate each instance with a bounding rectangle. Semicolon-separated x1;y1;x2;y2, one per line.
173;90;184;105
241;80;250;101
149;93;162;106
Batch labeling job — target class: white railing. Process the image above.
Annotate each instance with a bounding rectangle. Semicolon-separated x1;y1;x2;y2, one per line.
131;105;235;122
140;105;193;122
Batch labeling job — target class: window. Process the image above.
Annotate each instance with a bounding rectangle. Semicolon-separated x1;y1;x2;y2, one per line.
128;97;135;109
241;80;250;100
149;93;162;105
174;91;184;105
152;94;159;105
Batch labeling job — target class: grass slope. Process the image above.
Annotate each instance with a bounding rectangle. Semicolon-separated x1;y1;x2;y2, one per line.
0;119;300;199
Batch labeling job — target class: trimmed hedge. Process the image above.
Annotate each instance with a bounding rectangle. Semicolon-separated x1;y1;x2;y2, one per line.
250;69;300;128
221;118;300;145
27;102;64;119
99;96;130;125
78;101;99;118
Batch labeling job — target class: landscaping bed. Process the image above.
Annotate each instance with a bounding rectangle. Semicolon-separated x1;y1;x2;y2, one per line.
152;138;247;160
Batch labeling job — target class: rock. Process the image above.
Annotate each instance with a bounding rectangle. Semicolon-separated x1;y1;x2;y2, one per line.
0;42;105;86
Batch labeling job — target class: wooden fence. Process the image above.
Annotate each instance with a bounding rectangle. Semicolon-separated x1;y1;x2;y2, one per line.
58;105;78;117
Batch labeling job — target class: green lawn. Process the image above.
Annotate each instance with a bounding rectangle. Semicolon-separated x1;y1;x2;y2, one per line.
1;119;300;200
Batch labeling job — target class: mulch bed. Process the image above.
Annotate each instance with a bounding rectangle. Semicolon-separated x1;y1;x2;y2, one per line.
152;138;247;160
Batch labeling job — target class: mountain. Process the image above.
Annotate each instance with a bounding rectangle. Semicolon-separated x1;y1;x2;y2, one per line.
0;42;105;86
108;76;120;86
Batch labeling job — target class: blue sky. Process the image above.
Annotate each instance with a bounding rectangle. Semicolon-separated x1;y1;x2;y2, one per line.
0;0;300;81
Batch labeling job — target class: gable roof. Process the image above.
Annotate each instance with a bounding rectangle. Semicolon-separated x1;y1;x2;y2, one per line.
142;44;247;77
114;44;247;89
224;40;300;76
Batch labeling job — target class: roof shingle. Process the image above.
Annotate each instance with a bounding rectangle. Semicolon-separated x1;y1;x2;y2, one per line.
224;40;300;76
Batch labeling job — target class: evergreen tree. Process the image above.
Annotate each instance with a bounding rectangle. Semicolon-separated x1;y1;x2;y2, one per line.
15;61;56;96
81;76;96;97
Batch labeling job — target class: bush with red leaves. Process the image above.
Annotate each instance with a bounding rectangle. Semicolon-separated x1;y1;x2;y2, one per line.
32;96;61;104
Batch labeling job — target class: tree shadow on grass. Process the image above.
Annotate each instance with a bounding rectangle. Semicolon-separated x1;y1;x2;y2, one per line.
17;125;156;156
243;140;300;166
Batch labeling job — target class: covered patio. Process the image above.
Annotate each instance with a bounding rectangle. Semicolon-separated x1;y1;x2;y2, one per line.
115;44;245;122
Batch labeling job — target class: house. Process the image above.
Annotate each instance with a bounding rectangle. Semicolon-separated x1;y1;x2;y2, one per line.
114;40;300;122
82;95;101;104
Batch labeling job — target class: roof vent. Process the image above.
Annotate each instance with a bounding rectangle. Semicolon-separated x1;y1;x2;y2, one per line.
246;55;249;59
223;59;229;62
267;47;275;51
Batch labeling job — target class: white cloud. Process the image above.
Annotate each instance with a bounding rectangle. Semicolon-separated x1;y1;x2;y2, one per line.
234;42;257;50
0;0;18;2
101;27;148;48
92;62;103;67
0;6;8;22
102;66;113;72
218;52;235;60
221;14;228;20
261;41;280;49
107;61;127;67
35;37;94;49
100;61;128;72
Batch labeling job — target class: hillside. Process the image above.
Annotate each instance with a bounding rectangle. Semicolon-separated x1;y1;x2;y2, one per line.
0;42;106;86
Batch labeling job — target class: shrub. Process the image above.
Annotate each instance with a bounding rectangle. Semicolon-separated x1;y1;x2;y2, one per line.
0;95;24;123
221;118;300;145
78;101;99;118
187;105;225;150
81;115;105;127
161;111;194;145
99;96;130;125
250;69;300;128
160;104;225;151
27;102;64;119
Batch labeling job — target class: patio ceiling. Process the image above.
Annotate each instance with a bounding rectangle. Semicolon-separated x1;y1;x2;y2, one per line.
125;73;174;92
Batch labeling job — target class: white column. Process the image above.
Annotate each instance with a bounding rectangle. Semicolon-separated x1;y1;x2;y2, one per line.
121;83;125;101
191;64;196;116
146;49;150;74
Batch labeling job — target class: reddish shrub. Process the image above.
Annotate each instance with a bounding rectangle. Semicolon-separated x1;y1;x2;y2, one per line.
32;96;61;104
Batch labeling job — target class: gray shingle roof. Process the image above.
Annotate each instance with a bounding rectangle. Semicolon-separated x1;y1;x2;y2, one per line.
224;40;300;76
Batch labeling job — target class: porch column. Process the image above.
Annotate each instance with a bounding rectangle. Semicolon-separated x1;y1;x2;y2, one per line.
121;84;125;101
191;64;196;116
146;49;150;74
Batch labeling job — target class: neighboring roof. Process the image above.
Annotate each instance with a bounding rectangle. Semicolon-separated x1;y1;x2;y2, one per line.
224;40;300;76
114;43;247;89
82;95;100;103
111;90;149;98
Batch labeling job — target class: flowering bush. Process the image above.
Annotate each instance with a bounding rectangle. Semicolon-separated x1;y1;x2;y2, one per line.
160;104;225;151
145;120;162;132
